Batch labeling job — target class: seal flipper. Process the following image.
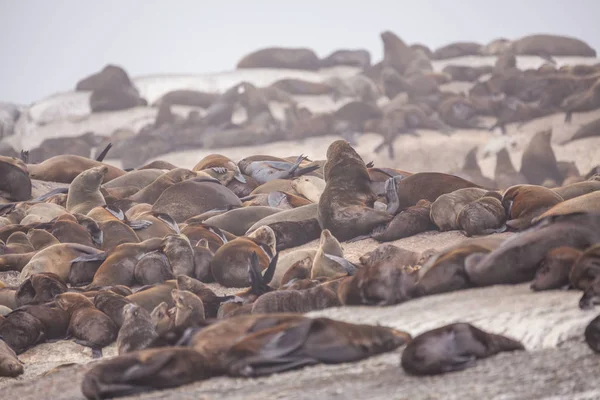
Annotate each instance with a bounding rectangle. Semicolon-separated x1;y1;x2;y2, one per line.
233;172;247;183
121;351;175;381
127;220;153;231
95;143;112;162
323;254;359;275
385;176;400;215
346;233;373;243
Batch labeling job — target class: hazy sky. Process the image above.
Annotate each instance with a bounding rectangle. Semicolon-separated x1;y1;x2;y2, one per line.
1;0;599;104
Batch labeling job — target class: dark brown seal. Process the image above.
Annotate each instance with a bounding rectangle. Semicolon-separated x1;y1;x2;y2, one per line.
267;218;322;251
317;140;395;241
55;292;118;357
401;322;524;375
369;199;435;242
0;156;31;201
0;338;23;377
15;272;67;306
116;303;158;355
531;246;582;291
501;184;564;230
520;129;562;185
585;314;600;353
93;290;133;328
81;347;216;400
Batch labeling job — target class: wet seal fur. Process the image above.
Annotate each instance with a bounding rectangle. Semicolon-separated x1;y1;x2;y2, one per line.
401;322;524;375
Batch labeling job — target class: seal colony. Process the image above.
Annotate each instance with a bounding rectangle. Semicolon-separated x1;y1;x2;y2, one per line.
1;29;600;399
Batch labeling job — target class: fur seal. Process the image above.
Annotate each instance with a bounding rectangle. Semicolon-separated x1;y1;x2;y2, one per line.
192;154;246;182
367;199;435;242
126;280;178;313
432;42;483;59
203;206;281;236
534;191;600;223
211;226;276;287
154;89;218;109
0;309;45;353
16;302;70;340
133;251;172;286
172;289;205;332
19;243;102;282
15;272;67;306
553;180;600;201
466;213;600;287
531;246;581;291
0;156;31;201
586;313;600;352
55;292;118;357
401;323;524;375
86;238;164;288
457;193;507;236
102;169;165;190
430;188;489;231
224;316;411;377
494;148;528;189
564;116;600;143
116;303;158;355
246;203;318;234
310;229;346;279
236;47;320;70
268;218;321;251
27;155;125;184
94;290;133;328
455;147;496;188
511;34;596;57
318;140;396;241
66;166;108;215
152;180;242;223
238;155;319;185
380;30;414;74
80;347;216;400
501;184;564;230
394;173;481;211
0;338;23;377
127;168;197;205
320;49;371;68
520;129;562;185
176;275;233;319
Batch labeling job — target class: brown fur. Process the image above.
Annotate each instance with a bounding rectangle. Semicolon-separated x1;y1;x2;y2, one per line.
502;184;564;230
531;246;582;291
27;155;125;184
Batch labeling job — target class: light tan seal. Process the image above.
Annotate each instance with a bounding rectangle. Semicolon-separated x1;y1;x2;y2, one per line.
28;155;125;184
66;166;108;215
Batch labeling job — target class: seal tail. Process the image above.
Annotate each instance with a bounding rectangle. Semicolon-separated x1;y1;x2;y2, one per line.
95;143;112;162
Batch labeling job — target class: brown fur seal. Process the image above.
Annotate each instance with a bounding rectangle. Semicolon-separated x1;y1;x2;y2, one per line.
211;226;276;287
367;199;435;242
128;168;197;205
585;314;600;353
534;191;600;223
203;206;281;236
176;275;233;319
116;303;158;355
16;302;70;340
531;246;581;291
28;155;125;184
430;188;489;231
192;154;245;182
94;290;133;328
318;140;395;241
519;129;562;185
394;173;481;211
66;166;108;214
133;251;172;286
126;280;178;313
251;278;341;314
564;116;600;143
19;243;102;282
0;156;31;201
224;316;411;377
457;193;507;236
494;148;528;190
511;34;596;57
152;180;242;223
268;218;321;251
380;30;414;74
80;347;216;400
0;338;23;377
553;180;600;200
172;289;205;332
15;272;67;306
501;184;564;230
320;49;371;68
455;147;496;188
102;169;164;190
401;323;524;375
236;47;319;70
466;213;600;287
0;309;45;353
55;292;118;357
27;228;60;250
246;203;318;234
87;238;164;288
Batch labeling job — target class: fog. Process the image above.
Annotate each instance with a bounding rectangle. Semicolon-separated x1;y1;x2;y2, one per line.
0;0;598;104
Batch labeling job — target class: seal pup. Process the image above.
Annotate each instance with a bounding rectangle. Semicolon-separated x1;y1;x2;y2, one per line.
519;129;562;186
80;347;216;400
0;338;23;377
55;292;118;357
457;193;507;236
172;289;206;332
268;218;321;251
211;226;276;288
66;166;108;215
0;309;45;353
116;303;158;355
15;272;68;306
193;154;246;183
318;140;396;241
366;200;435;242
126;280;178;313
310;229;347;279
94;290;133;328
530;246;581;291
401;323;524;375
430;188;489;231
